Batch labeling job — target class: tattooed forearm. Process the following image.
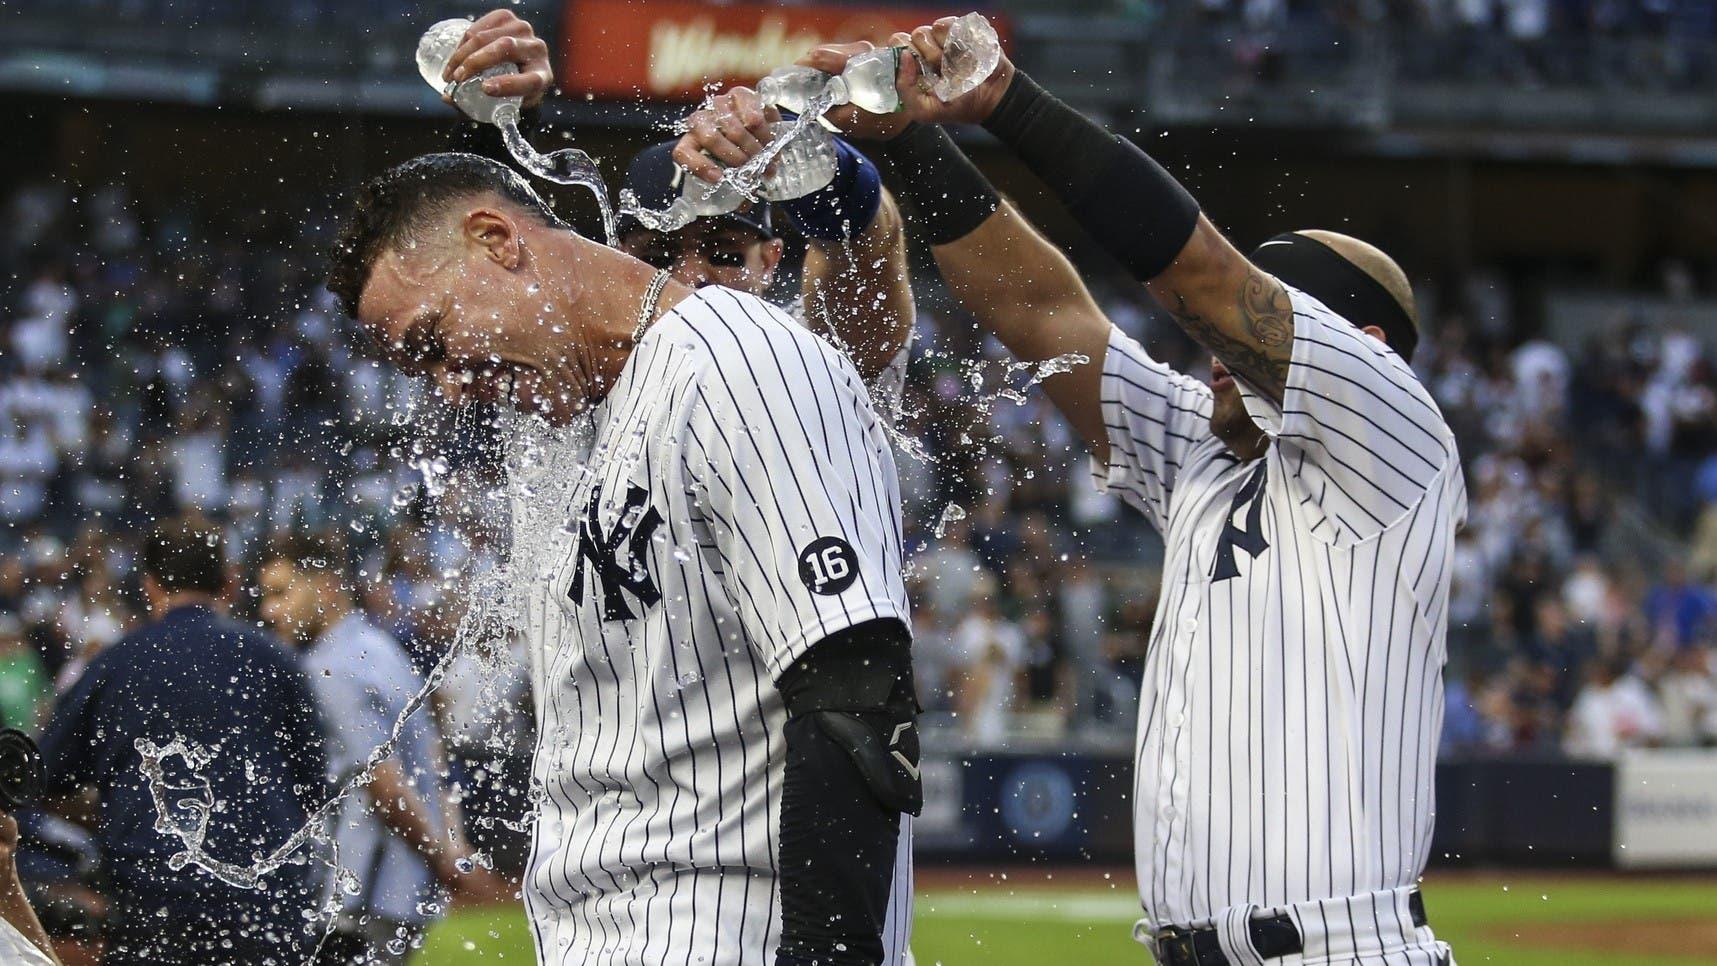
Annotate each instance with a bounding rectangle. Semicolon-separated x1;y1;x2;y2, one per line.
1161;269;1294;400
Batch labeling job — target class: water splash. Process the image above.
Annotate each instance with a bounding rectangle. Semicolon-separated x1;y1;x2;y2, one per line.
133;402;564;932
618;90;840;234
497;113;619;247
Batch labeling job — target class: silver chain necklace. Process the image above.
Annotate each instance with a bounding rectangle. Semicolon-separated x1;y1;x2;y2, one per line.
632;269;673;344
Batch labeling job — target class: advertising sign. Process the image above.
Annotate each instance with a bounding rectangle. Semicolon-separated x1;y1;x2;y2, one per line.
559;0;1008;101
1614;750;1717;868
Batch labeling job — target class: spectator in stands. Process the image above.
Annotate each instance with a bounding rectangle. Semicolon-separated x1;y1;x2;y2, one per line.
1644;557;1717;649
1439;669;1489;753
1657;645;1717;747
37;518;328;965
917;516;984;616
1057;555;1109;731
1523;594;1596;710
951;575;1027;747
0;413;56;531
1566;656;1666;757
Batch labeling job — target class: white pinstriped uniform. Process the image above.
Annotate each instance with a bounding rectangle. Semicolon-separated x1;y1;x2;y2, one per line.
520;286;914;965
1094;286;1465;965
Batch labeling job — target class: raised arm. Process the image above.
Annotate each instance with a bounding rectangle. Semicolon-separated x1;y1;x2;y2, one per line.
440;9;554;163
673;89;913;382
795;42;1216;530
923;201;1113;459
889;19;1296;402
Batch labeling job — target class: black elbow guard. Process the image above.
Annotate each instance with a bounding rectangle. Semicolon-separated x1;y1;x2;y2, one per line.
777;618;921;816
775;618;919;966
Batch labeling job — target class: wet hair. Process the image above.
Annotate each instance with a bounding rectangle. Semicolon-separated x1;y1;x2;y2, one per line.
325;152;564;319
142;516;227;595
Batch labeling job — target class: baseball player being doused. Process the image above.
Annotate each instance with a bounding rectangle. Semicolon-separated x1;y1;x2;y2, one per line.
325;143;917;966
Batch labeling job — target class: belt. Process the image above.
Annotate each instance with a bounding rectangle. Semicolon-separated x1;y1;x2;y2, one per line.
1152;889;1428;966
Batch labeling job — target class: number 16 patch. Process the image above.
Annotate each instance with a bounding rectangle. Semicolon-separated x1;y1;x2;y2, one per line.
797;537;859;595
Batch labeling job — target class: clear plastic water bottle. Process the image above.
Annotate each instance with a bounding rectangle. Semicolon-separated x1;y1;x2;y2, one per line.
677;121;837;212
758;121;838;200
757;47;903;117
416;18;523;126
415;18;617;243
756;15;1001;114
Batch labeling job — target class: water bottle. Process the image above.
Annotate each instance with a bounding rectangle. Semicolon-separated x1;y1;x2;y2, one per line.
758;47;903;116
678;120;837;214
417;18;523;126
756;14;1001;114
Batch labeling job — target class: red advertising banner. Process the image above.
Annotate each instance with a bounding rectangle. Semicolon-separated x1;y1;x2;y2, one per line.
559;0;1009;101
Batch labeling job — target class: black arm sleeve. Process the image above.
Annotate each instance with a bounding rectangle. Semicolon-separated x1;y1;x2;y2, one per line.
446;106;544;163
775;617;919;966
982;71;1200;282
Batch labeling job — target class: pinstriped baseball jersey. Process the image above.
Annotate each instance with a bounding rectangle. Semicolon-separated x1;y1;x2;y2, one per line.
520;286;913;965
1094;285;1467;955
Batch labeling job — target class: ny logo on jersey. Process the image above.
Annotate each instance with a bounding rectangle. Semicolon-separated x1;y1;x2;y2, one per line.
1211;462;1270;583
568;483;664;622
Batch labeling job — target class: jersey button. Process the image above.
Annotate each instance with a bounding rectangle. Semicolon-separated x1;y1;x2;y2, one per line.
1180;617;1197;636
1169;711;1186;727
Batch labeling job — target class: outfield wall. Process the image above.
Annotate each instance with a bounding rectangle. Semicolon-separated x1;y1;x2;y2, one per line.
915;749;1717;871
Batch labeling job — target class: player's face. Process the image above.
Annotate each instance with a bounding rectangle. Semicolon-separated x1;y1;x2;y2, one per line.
619;221;781;293
358;242;585;426
258;559;325;645
1207;357;1256;451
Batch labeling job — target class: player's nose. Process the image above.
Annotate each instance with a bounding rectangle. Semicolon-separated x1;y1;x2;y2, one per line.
669;255;711;289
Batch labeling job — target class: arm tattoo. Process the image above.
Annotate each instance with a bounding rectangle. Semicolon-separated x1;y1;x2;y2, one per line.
1163;269;1294;400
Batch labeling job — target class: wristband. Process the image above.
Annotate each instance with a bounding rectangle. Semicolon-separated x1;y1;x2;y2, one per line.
878;123;1000;246
779;136;883;242
983;71;1200;281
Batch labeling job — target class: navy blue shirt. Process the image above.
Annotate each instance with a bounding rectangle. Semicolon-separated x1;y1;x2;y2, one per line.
39;604;329;925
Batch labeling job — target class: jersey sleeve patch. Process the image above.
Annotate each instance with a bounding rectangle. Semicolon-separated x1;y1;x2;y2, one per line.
797;537;860;596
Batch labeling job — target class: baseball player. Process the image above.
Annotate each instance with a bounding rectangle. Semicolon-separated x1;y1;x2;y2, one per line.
325;142;918;966
790;23;1465;966
428;18;921;965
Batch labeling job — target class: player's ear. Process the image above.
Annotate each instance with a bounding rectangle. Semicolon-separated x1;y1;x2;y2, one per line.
1359;323;1388;347
463;206;523;270
759;238;784;283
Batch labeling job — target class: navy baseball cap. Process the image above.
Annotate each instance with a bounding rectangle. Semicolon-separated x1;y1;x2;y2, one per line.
617;141;774;240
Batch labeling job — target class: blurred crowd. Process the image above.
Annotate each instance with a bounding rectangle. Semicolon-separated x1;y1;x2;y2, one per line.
1179;0;1717;91
2;144;1716;822
1423;273;1717;757
0;175;514;709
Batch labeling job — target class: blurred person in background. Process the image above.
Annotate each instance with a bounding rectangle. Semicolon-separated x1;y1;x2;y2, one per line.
1566;656;1666;758
37;517;328;965
1644;557;1717;649
951;575;1026;747
1657;645;1717;747
258;533;509;965
1057;554;1109;732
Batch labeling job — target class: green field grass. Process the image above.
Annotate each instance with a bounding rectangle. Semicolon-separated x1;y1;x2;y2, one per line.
417;873;1717;964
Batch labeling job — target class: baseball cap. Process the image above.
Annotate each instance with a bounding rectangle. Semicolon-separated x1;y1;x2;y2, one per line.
616;141;774;240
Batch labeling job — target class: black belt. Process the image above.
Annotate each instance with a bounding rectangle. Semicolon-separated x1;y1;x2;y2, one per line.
1152;890;1428;966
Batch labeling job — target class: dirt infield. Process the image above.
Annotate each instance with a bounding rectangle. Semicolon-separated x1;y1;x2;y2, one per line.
1486;918;1717;959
